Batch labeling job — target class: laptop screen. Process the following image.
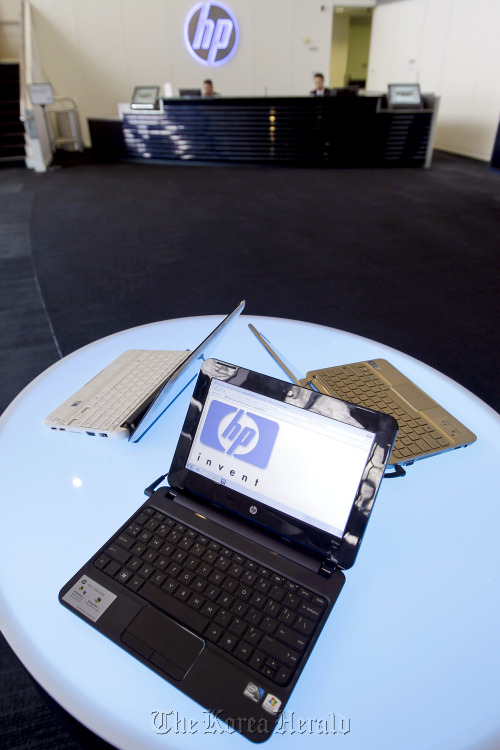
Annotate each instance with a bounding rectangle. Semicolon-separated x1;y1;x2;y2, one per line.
169;359;398;569
186;379;375;539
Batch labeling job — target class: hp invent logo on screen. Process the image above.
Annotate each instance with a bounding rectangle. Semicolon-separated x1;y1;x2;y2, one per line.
200;401;278;468
184;2;239;66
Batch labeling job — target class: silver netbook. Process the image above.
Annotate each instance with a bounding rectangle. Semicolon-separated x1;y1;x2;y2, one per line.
249;324;476;469
43;302;244;442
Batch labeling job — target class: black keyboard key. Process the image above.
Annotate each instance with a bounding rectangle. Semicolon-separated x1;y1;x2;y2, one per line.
222;577;239;593
233;555;246;565
269;585;285;602
236;584;252;601
149;536;163;550
138;564;154;579
106;543;131;565
249;650;265;671
234;641;253;663
220;634;238;653
279;607;296;625
151;572;166;586
116;533;135;549
228;618;247;636
105;560;122;577
276;624;308;651
94;554;110;570
214;556;231;571
141;581;209;634
231;600;248;617
166;562;182;577
217;592;234;608
298;601;322;620
264;600;281;617
205;623;224;642
127;575;144;592
214;609;232;627
275;666;292;686
115;568;131;584
188;593;205;610
244;626;262;646
293;615;315;636
241;570;258;586
283;592;300;609
201;601;218;618
126;557;143;572
142;549;158;564
261;616;278;634
191;542;207;557
228;563;244;578
262;665;275;679
311;595;327;609
162;578;178;595
192;577;208;593
204;584;221;601
174;585;191;602
256;578;272;593
259;635;300;669
245;608;263;627
250;591;266;608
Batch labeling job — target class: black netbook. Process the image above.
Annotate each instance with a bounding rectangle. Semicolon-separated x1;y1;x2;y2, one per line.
60;359;397;743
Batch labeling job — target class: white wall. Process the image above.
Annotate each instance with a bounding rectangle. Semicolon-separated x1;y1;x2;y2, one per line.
368;0;500;161
26;0;335;146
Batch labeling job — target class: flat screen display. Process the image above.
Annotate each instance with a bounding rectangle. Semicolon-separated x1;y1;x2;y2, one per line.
186;378;375;539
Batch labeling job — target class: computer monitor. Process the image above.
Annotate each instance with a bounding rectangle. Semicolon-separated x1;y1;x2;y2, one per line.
130;86;160;110
179;88;202;98
387;83;422;109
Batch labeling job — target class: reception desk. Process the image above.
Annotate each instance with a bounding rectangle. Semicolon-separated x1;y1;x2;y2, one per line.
89;94;438;168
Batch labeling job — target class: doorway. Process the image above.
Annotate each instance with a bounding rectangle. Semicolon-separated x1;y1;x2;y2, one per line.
330;6;373;90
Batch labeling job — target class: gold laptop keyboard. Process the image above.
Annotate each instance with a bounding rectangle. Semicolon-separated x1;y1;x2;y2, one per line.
317;365;451;462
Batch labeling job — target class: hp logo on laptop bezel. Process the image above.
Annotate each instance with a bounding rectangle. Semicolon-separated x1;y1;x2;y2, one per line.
249;506;258;515
184;2;239;67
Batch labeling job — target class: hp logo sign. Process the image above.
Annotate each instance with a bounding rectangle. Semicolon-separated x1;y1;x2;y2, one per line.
249;506;258;515
200;401;279;469
184;2;239;67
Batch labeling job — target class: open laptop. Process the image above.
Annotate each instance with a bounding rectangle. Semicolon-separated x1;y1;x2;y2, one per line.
59;358;397;742
249;324;476;469
43;302;244;442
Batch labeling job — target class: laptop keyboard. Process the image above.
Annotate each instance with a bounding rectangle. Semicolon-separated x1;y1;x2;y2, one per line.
94;507;327;686
317;365;451;462
62;350;189;431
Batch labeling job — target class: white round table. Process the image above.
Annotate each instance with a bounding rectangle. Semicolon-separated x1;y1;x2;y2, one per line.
1;315;499;750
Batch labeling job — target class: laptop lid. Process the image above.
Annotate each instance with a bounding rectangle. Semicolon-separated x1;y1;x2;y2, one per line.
130;302;245;443
168;359;398;570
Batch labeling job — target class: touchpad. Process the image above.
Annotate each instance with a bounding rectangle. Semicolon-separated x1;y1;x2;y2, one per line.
122;606;204;681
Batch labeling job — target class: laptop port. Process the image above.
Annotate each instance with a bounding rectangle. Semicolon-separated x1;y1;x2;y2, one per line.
86;431;95;436
99;433;108;437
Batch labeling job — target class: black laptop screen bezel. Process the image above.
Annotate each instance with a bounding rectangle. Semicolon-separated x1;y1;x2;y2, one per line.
168;359;397;570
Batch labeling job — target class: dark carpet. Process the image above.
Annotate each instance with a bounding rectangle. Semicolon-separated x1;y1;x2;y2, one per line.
30;152;500;412
0;151;499;750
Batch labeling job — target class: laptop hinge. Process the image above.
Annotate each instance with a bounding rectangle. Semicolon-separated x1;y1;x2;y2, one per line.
319;560;336;578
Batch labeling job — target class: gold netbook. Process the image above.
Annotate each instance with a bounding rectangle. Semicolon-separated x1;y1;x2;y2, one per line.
249;325;476;469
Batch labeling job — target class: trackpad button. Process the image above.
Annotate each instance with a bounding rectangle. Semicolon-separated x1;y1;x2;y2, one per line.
122;606;204;680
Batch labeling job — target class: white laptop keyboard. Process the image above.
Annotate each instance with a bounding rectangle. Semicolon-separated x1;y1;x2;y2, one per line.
45;349;189;432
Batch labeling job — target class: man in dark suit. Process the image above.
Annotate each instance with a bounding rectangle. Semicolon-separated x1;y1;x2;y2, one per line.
310;73;331;96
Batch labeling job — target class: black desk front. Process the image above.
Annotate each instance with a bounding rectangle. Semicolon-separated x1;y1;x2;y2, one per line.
89;95;437;168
